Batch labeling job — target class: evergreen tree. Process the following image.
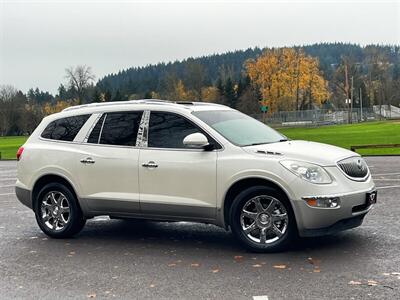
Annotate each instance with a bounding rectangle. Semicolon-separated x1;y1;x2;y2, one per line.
27;88;35;103
393;62;400;81
92;88;102;103
104;90;112;102
216;78;224;96
224;77;236;108
58;84;68;100
26;87;54;103
112;90;124;101
237;75;251;98
144;91;153;99
215;77;225;104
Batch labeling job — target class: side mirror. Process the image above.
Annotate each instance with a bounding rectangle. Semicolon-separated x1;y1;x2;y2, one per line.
183;133;212;150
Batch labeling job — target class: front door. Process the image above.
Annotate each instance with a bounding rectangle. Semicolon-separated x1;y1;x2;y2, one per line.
138;111;218;221
77;111;143;215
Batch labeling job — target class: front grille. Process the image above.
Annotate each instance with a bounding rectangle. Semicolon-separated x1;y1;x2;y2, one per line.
338;157;369;180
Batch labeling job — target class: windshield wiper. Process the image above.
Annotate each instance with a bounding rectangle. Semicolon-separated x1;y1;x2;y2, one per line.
243;139;288;147
244;142;271;146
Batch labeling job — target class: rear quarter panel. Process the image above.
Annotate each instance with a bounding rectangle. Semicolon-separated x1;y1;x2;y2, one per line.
17;140;83;197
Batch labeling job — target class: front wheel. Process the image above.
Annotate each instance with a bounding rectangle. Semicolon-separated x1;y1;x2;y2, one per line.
230;186;297;252
34;183;86;238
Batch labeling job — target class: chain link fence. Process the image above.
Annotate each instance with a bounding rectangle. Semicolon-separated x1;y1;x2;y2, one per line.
252;106;400;127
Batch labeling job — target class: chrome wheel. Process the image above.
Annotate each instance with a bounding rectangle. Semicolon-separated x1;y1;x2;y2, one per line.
40;191;70;231
240;195;289;244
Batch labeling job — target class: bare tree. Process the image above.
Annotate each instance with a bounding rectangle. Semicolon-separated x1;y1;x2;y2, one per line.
0;85;30;136
0;84;18;102
0;85;17;135
65;65;95;104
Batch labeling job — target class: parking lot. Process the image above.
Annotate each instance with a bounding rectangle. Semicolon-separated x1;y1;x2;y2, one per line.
0;157;399;299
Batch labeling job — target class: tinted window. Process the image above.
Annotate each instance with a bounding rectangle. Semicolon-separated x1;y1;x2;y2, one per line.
87;114;105;144
41;114;90;141
99;112;142;146
148;112;201;148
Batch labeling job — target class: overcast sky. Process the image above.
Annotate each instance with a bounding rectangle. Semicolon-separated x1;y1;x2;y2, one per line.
1;0;399;94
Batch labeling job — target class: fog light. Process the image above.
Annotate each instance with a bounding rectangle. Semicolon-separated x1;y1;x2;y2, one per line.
303;197;340;208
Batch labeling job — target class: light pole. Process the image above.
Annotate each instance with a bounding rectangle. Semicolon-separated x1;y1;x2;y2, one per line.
359;87;363;122
344;63;351;124
350;76;354;123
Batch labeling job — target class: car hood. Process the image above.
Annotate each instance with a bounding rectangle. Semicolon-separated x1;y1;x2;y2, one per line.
243;140;358;166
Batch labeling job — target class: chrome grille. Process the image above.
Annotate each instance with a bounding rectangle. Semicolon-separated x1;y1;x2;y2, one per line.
338;157;369;180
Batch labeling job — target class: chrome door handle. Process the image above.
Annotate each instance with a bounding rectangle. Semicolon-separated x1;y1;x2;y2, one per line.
80;157;95;164
142;161;158;168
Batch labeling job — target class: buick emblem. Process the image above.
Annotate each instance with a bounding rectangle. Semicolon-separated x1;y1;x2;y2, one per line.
357;159;364;171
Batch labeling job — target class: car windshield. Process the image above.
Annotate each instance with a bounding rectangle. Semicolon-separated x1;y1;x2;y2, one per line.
192;110;286;146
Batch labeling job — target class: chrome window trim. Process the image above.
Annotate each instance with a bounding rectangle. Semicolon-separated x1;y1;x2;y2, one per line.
78;142;139;150
138;146;213;153
39;136;82;145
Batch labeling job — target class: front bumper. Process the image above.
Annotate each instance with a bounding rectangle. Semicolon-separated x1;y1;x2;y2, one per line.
300;213;367;237
293;188;375;237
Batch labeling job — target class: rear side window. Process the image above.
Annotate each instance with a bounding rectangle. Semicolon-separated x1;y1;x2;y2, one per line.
148;112;201;148
41;114;90;141
98;112;143;146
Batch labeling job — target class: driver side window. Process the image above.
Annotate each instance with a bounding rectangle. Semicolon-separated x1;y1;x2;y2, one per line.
148;112;200;149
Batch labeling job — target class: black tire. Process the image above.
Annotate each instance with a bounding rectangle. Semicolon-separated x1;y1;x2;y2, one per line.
34;182;86;238
229;186;297;252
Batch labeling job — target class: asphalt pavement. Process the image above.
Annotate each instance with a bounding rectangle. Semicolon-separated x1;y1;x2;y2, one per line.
0;157;399;299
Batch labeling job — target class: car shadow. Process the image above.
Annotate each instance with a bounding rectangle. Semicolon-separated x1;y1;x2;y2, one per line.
70;218;373;256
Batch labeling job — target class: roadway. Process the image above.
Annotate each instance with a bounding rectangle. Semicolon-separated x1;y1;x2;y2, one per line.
0;157;399;299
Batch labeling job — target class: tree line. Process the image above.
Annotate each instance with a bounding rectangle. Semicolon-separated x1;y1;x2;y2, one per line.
1;43;399;136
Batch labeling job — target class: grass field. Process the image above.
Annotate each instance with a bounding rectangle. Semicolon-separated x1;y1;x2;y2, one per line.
0;121;399;159
0;136;28;160
278;121;400;155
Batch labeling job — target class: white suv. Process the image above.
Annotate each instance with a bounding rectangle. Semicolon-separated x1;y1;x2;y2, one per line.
15;100;376;252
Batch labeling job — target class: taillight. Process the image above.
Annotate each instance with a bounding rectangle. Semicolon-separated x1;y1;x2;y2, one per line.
16;146;24;161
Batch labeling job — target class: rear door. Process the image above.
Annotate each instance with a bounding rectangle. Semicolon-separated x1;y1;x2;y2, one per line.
138;111;218;221
76;111;143;215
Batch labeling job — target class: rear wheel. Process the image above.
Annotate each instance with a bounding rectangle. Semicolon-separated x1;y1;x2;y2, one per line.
230;186;296;252
34;183;86;238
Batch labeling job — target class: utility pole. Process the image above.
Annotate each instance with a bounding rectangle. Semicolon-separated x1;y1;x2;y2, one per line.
296;50;300;111
359;87;363;122
344;63;351;124
350;76;354;123
379;75;383;121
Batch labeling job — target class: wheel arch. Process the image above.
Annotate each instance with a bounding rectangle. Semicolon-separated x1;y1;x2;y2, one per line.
222;177;296;229
32;174;84;213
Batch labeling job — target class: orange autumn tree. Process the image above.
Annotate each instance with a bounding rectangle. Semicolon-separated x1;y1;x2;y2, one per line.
43;99;78;115
246;48;329;113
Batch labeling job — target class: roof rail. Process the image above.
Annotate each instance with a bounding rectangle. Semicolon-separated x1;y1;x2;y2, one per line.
62;99;171;112
62;99;225;112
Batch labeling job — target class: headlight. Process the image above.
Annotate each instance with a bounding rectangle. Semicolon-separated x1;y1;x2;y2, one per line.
280;160;332;184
